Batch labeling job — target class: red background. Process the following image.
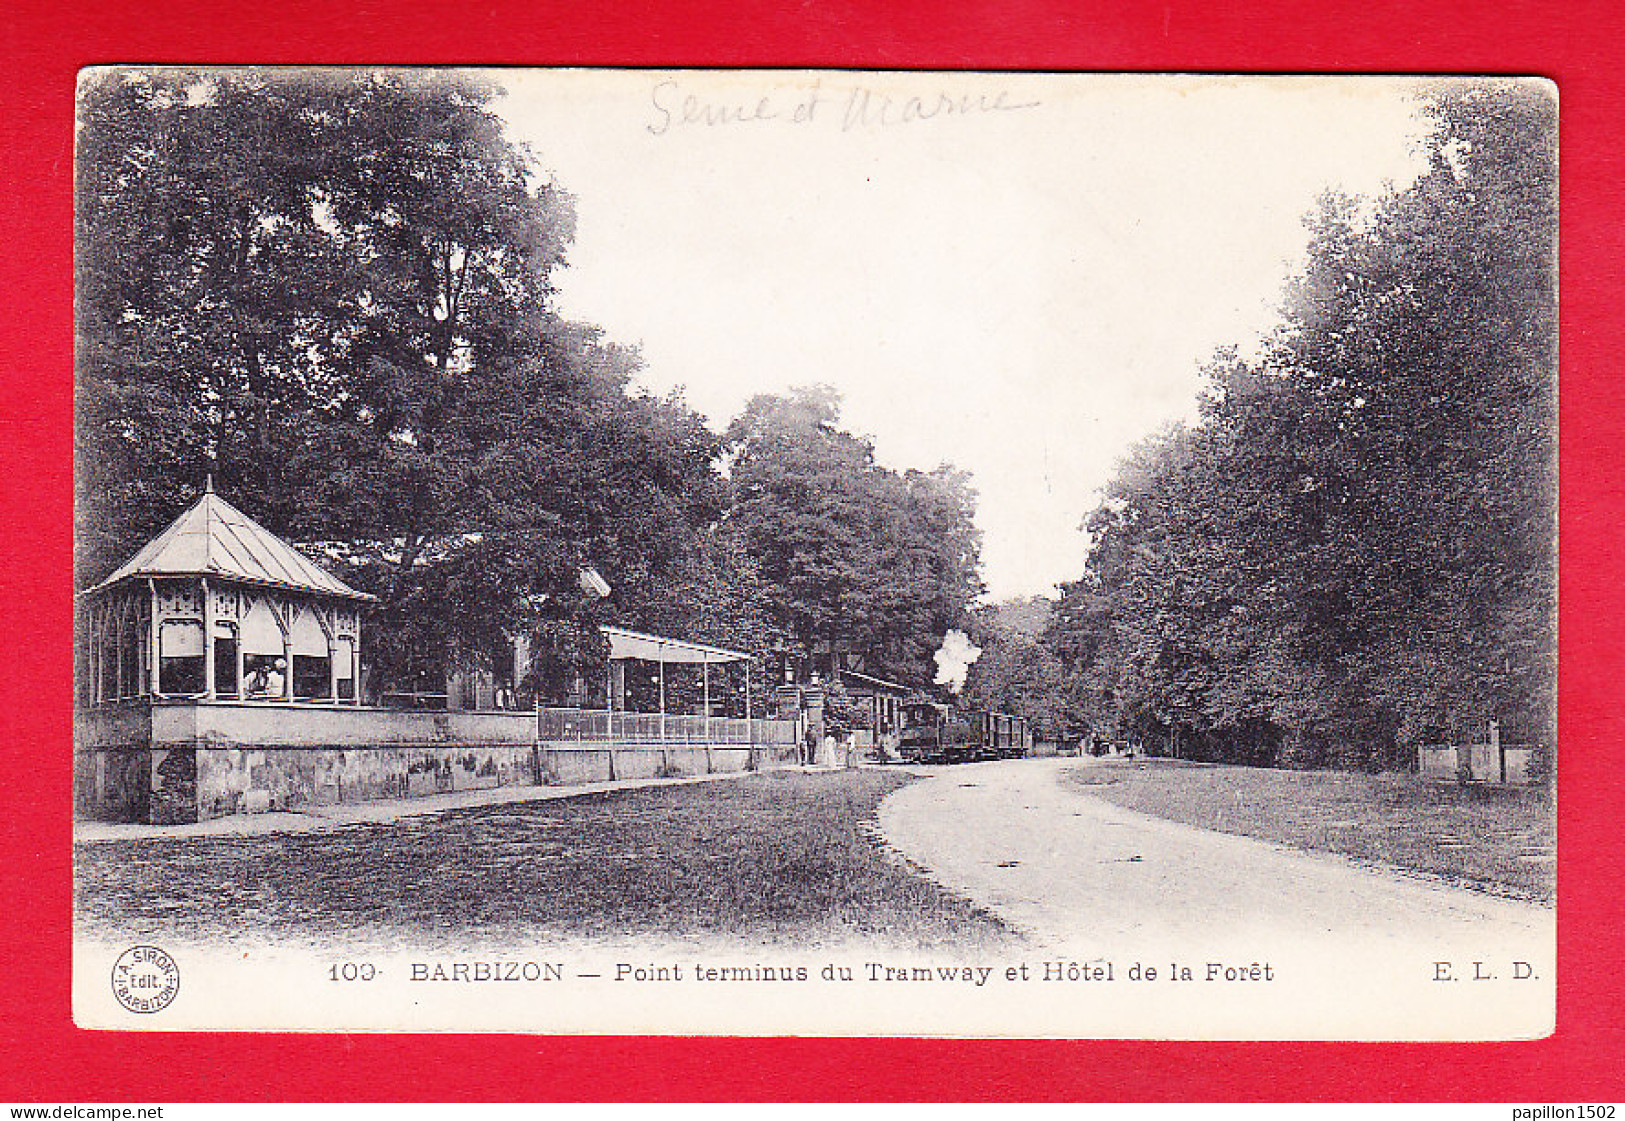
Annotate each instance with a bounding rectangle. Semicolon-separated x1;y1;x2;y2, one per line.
3;0;1621;1101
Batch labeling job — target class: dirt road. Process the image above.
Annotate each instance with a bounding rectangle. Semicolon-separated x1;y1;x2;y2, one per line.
877;757;1552;949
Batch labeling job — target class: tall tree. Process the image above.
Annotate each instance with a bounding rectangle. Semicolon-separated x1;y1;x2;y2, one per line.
963;597;1073;741
1051;80;1556;768
725;386;983;685
75;68;735;688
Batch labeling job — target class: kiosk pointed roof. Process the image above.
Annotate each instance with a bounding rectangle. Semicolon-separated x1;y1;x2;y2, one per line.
86;480;374;600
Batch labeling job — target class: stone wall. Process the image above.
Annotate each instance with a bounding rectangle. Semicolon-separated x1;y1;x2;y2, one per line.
1418;742;1547;785
1419;745;1459;781
539;743;758;784
73;747;151;822
195;743;540;821
75;743;542;824
151;700;536;749
75;700;155;750
76;702;540;823
75;700;801;823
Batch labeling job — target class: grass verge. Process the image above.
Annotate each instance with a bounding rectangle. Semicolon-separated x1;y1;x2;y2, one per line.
75;768;1010;949
1069;759;1554;903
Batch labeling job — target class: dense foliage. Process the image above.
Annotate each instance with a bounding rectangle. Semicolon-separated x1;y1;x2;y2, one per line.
1050;82;1556;768
961;597;1073;740
81;70;1545;757
76;69;753;687
75;69;978;696
725;387;983;686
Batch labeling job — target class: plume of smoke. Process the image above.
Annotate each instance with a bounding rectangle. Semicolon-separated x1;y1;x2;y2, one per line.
933;629;982;695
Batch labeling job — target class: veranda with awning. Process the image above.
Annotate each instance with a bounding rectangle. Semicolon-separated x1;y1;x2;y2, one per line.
538;625;776;749
76;483;799;824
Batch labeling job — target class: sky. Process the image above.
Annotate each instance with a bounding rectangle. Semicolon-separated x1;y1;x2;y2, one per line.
496;72;1434;601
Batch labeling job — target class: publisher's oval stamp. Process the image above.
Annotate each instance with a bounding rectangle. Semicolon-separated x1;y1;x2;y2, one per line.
111;945;180;1013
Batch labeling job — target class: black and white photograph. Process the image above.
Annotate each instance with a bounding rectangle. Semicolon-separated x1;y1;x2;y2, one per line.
70;69;1556;1038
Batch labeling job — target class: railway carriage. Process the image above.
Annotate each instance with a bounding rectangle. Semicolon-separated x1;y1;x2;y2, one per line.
898;701;1031;763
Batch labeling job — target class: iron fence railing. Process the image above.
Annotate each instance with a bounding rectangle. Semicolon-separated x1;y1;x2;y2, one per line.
537;706;797;746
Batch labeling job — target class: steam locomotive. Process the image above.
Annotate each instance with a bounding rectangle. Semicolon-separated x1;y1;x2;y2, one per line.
897;700;1032;763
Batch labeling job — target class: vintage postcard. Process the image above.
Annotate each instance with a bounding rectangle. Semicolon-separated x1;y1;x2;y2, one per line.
70;68;1556;1038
